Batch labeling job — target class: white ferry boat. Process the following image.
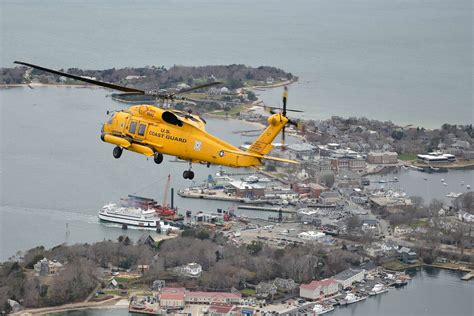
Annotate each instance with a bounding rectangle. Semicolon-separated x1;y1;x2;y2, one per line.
313;304;335;314
98;203;179;231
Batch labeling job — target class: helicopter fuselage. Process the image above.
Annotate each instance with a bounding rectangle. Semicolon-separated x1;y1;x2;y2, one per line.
101;104;279;167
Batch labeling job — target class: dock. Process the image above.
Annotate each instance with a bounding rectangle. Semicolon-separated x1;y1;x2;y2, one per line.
237;205;296;213
461;272;473;281
177;189;246;202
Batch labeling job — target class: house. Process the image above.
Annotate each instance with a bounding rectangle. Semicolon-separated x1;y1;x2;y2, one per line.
33;258;63;276
287;143;316;160
273;278;298;291
309;183;327;198
137;234;156;247
159;287;186;309
397;247;417;264
185;291;242;304
208;302;241;316
151;280;166;291
299;278;339;300
137;264;150;274
334;268;365;289
183;262;202;277
256;281;277;298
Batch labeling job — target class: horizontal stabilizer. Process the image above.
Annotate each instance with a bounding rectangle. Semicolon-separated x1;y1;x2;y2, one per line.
222;149;298;164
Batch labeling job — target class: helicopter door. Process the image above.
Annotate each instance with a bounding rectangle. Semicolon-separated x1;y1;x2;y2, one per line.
136;122;148;140
128;120;138;136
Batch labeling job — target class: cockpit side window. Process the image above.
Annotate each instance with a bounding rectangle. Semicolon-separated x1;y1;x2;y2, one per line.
138;123;147;136
129;121;137;134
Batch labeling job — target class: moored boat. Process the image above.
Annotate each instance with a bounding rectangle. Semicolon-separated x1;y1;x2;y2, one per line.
313;304;335;314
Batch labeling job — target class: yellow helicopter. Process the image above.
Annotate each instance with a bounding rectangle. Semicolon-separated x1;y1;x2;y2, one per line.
15;61;301;179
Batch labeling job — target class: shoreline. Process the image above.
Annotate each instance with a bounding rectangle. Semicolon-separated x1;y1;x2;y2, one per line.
12;297;127;315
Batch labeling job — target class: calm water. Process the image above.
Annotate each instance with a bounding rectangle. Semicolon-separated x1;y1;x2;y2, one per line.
1;0;472;127
369;168;474;204
52;268;474;316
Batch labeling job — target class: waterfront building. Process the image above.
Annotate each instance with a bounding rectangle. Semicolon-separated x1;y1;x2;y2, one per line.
152;280;166;291
299;278;338;300
417;152;455;164
185;291;241;304
159;287;186;308
367;151;398;164
397;247;418;264
208;302;241;316
334;268;365;289
227;180;265;198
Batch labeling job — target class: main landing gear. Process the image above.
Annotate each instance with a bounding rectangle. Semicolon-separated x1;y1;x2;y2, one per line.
154;152;163;164
183;162;195;180
113;146;123;159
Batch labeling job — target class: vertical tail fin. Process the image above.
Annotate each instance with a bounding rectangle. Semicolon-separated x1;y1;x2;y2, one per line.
247;114;288;155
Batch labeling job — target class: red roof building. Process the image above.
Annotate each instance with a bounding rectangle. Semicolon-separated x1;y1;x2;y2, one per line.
299;278;339;300
159;287;186;308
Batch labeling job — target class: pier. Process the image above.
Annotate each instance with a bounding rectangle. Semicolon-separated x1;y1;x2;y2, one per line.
237;205;296;213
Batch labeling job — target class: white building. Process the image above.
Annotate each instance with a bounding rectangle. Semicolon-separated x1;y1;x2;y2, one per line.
334;268;365;289
183;262;202;277
299;278;339;300
298;231;325;241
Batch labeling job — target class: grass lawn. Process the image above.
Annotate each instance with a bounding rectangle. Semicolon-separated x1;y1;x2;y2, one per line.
383;259;423;271
398;153;417;161
113;277;131;283
212;104;248;117
240;288;256;296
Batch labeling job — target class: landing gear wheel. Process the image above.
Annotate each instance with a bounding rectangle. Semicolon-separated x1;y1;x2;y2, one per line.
183;170;195;180
154;152;163;164
113;146;123;159
188;171;195;180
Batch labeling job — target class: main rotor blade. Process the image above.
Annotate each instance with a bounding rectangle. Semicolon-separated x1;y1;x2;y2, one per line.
14;61;145;94
254;104;303;113
171;81;222;96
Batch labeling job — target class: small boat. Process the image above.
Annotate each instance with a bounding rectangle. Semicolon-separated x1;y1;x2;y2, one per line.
313;304;335;314
461;181;465;186
394;279;408;288
340;293;367;305
423;178;428;181
446;192;462;198
441;179;445;182
379;180;387;184
369;283;389;296
467;185;471;190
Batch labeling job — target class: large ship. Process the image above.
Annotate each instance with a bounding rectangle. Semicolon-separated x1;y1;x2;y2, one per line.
98;203;180;231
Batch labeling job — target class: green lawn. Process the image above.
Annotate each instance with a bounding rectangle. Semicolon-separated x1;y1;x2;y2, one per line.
240;288;256;296
398;153;417;161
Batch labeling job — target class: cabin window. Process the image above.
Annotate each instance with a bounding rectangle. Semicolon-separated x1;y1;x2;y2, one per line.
138;123;147;136
129;121;137;134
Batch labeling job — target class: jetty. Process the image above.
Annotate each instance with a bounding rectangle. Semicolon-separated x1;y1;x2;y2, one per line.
237;205;296;213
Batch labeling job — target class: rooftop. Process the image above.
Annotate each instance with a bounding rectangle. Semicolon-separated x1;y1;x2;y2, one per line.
334;268;364;281
300;278;337;290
